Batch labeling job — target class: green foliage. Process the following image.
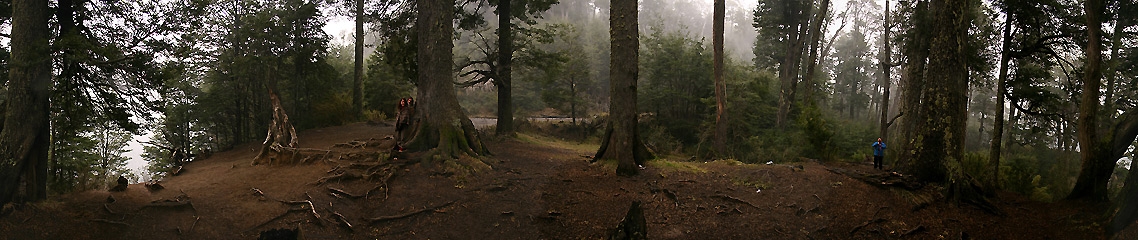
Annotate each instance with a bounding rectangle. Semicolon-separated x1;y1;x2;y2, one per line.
50;126;136;193
640;124;683;155
639;26;713;146
797;106;833;159
1002;154;1038;196
751;0;812;71
363;51;415;117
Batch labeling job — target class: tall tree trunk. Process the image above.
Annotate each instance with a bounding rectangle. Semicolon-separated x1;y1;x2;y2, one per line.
352;0;365;117
1067;0;1109;201
0;0;52;206
595;0;653;176
1109;110;1138;234
775;2;811;128
989;19;1011;188
803;0;830;108
904;0;969;183
897;0;931;170
405;0;490;159
712;0;727;157
496;0;515;136
877;0;892;140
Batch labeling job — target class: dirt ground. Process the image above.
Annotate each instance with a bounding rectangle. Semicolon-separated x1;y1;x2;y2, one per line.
0;122;1121;239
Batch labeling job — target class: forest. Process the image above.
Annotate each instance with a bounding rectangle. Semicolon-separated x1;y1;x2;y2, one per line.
0;0;1137;238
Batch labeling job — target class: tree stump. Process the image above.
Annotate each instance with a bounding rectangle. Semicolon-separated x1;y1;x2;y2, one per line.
109;176;128;192
609;201;647;240
253;90;300;166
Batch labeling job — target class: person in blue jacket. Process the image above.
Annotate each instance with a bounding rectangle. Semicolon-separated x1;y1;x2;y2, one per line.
872;138;886;170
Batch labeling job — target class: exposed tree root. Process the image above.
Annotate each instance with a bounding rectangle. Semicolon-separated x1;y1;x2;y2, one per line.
368;200;455;223
330;210;353;231
327;187;362;199
315;172;362;185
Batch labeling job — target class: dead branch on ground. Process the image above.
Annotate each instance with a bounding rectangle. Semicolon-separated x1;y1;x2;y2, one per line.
103;204;118;214
900;225;926;237
368;201;456;223
189;216;201;232
711;194;759;209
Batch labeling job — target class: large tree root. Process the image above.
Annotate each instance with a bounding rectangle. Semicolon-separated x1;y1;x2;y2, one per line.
368;200;455;223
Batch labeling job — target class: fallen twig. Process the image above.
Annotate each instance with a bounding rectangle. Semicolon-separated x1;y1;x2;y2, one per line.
189;216;201;232
711;194;759;209
91;219;131;226
900;225;926;237
369;200;456;223
103;204;118;214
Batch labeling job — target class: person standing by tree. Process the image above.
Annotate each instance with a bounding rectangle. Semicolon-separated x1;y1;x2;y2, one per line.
872;138;886;170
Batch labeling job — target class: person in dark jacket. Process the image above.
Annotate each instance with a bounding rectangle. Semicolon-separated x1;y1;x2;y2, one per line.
872;138;886;170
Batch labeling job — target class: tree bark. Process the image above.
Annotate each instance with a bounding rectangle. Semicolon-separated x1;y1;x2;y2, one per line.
712;0;726;157
352;0;365;117
0;0;52;206
404;0;490;159
804;0;829;108
905;0;969;183
495;0;515;136
775;1;811;128
897;0;932;171
877;0;891;140
596;0;653;176
989;19;1011;188
252;90;300;165
1105;110;1138;234
1067;0;1109;201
